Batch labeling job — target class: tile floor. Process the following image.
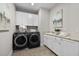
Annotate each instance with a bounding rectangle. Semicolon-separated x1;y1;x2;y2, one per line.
13;46;56;56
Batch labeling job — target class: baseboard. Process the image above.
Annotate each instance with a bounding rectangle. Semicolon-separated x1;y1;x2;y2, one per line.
8;50;13;56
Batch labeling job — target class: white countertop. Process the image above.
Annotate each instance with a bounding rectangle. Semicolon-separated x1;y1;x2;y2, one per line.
45;32;79;42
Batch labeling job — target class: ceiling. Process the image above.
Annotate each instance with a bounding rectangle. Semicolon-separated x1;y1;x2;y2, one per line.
15;3;56;14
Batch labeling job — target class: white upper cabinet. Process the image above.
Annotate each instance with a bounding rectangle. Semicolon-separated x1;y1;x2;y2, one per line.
33;15;38;26
22;13;29;25
16;11;23;25
16;11;38;26
27;14;33;26
27;13;38;26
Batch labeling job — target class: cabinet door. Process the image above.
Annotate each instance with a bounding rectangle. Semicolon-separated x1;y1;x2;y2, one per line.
44;35;48;46
33;15;38;26
44;35;57;52
44;35;63;55
62;39;79;56
44;35;54;49
16;12;23;25
16;11;29;26
28;14;38;26
16;11;38;26
49;36;55;50
53;37;63;55
47;36;54;49
44;35;51;46
26;13;32;26
22;13;29;25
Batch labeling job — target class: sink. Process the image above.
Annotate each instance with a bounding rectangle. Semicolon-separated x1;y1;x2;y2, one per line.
46;31;70;37
51;31;70;37
58;32;70;37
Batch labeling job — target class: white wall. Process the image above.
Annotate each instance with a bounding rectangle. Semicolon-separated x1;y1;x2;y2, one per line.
38;8;50;45
0;4;16;56
50;3;79;34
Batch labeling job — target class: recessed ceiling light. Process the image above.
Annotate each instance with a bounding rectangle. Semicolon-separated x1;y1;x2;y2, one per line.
31;3;34;6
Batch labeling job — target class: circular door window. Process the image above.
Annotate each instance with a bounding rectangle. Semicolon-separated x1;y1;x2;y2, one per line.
14;34;27;47
29;34;39;45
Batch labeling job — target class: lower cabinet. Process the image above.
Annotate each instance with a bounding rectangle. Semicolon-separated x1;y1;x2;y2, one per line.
44;35;79;56
62;39;79;56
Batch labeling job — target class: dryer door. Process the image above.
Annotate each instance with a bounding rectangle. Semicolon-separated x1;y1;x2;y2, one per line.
29;34;40;45
14;34;27;47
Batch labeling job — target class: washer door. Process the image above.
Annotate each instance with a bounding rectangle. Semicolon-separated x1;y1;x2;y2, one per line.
29;34;39;45
14;34;27;47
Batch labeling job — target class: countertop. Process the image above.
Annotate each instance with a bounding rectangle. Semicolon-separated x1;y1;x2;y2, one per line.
45;32;79;42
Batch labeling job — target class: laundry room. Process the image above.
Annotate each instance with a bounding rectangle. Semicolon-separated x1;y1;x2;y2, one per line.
1;1;79;56
0;3;55;56
13;3;52;56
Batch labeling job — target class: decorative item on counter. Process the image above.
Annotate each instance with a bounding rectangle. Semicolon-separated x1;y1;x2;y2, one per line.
55;28;61;32
54;28;61;35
